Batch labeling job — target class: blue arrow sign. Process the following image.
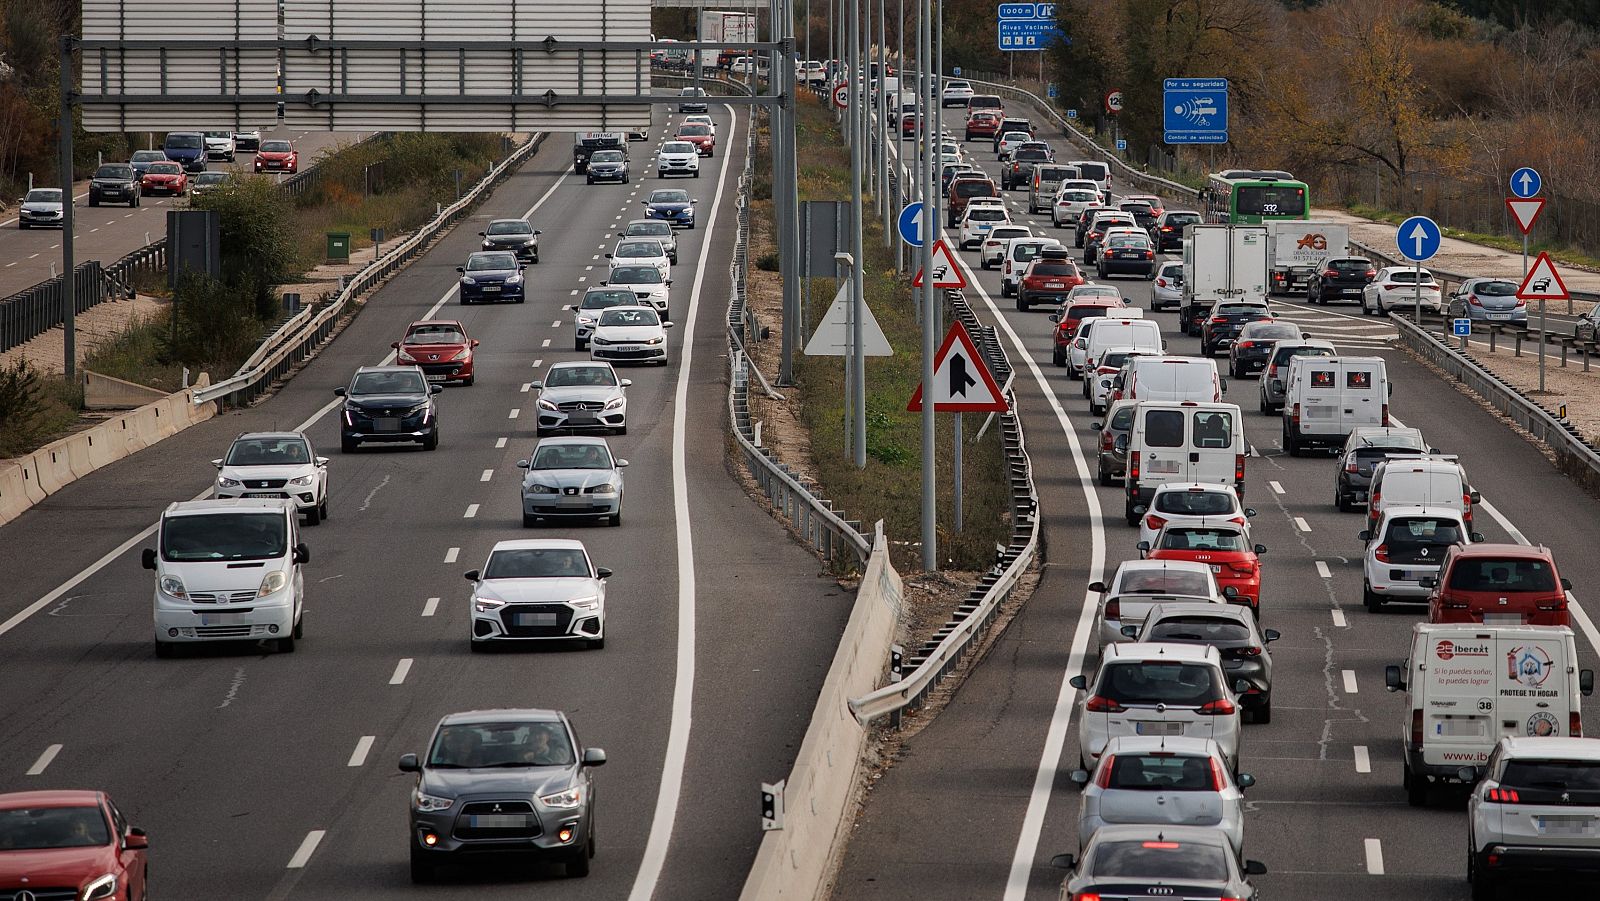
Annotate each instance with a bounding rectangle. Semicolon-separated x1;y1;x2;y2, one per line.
1396;215;1441;262
1510;167;1542;199
1162;77;1228;145
1453;318;1472;337
898;201;927;247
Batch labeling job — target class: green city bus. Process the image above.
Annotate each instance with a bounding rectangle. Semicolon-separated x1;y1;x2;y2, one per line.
1204;170;1311;224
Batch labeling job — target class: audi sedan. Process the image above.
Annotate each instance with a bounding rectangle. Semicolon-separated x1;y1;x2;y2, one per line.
517;437;627;526
465;540;610;648
0;790;150;901
399;709;607;881
534;361;631;436
212;431;330;524
643;189;697;228
254;139;298;173
393;319;478;386
457;251;525;304
1051;825;1267;901
589;305;672;365
139;162;188;197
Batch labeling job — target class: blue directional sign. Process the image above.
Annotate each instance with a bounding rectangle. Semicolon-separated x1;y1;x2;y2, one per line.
1115;139;1127;151
1046;83;1057;99
897;201;927;247
1066;109;1078;120
1162;78;1228;145
952;66;962;76
1510;167;1542;199
997;1;1035;17
997;2;1061;51
1453;318;1472;337
1396;215;1442;262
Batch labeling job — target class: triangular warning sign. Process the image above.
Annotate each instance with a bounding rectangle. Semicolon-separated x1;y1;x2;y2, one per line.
907;321;1008;413
911;239;968;290
1516;251;1570;301
1506;197;1546;236
803;283;894;356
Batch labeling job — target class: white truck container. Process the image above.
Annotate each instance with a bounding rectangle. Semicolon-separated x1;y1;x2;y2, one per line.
1180;225;1269;336
1124;400;1247;525
1265;221;1349;296
698;11;756;70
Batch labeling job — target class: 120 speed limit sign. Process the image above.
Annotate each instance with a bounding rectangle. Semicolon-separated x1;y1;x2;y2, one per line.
1105;90;1123;114
832;83;850;109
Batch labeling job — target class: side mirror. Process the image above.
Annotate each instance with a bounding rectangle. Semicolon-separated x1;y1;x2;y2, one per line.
315;457;329;467
456;266;465;273
431;385;443;394
596;567;613;579
691;199;699;204
529;380;543;389
398;753;421;773
1223;586;1239;599
293;543;311;564
1384;664;1404;692
1244;860;1268;877
1090;422;1103;431
1068;769;1090;786
665;279;674;286
663;322;675;330
582;747;608;767
620;379;633;387
1068;675;1087;690
333;387;346;396
123;827;149;850
617;459;630;467
1244;508;1257;517
534;229;543;235
1049;853;1076;870
1469;490;1482;503
1136;540;1151;552
1419;576;1438;589
478;231;486;236
1253;544;1268;555
1120;624;1139;638
1387;383;1394;396
1471;532;1486;543
391;341;400;349
1358;530;1372;542
464;570;480;582
1582;668;1595;697
1237;773;1256;789
1048;313;1060;323
1430;447;1443;454
211;458;223;469
516;460;530;469
605;254;613;259
141;548;157;570
1561;577;1574;591
1263;628;1281;643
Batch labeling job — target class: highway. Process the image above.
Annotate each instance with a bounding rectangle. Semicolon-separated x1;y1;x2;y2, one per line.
0;106;853;899
0;126;362;298
833;130;1600;900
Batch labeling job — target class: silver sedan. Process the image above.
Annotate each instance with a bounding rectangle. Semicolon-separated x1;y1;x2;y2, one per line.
534;362;630;436
517;437;627;527
1071;735;1253;855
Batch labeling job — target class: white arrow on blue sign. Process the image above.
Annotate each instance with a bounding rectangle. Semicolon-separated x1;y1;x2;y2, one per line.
898;201;927;247
1396;215;1442;262
1510;167;1542;199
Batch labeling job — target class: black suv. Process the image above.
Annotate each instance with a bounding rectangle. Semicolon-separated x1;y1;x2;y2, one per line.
1002;144;1052;190
1149;210;1202;251
1307;256;1376;305
334;365;442;452
88;164;140;207
1118;201;1158;233
1201;301;1274;357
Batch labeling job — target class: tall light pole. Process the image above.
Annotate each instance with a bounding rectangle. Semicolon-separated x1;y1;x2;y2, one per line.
918;0;937;569
877;0;890;247
849;0;867;469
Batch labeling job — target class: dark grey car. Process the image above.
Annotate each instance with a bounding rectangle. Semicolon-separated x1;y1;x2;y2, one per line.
1133;602;1281;723
400;709;606;882
1333;426;1430;511
480;218;541;264
1228;320;1304;379
1257;340;1335;414
586;149;630;185
89;164;140;207
1092;401;1136;487
1052;824;1267;900
620;219;679;263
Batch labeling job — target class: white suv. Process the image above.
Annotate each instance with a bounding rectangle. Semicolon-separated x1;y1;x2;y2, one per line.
941;79;975;107
203;130;237;161
959;204;1011;250
212;431;330;525
1053;188;1102;228
1466;737;1600;898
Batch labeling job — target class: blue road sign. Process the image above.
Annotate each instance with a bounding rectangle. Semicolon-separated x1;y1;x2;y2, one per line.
1066;108;1078;119
1047;83;1057;99
1396;215;1442;262
1453;318;1472;337
1162;77;1228;145
952;66;962;76
997;1;1035;18
998;20;1062;50
1115;139;1127;151
1510;167;1542;199
898;202;927;247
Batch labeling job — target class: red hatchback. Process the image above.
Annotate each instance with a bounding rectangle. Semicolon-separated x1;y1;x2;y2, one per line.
255;139;299;173
1050;297;1125;364
1426;543;1571;627
965;111;1001;141
139;162;187;196
1144;521;1266;616
393;320;479;386
676;124;715;157
0;790;149;901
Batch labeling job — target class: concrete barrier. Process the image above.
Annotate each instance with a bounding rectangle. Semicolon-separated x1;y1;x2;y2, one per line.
738;525;902;901
83;369;167;410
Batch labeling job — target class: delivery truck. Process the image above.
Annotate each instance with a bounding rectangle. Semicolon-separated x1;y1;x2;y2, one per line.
698;11;757;71
1179;224;1269;336
1265;220;1349;296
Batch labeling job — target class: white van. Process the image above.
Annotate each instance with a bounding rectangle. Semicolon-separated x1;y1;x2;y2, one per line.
1385;623;1594;806
1281;355;1389;455
142;498;309;656
1125;401;1247;526
1116;356;1225;406
1367;455;1478;534
1067;159;1110;197
1070;316;1160;382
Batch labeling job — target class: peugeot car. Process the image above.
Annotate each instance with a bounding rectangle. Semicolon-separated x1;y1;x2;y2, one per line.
334;365;442;452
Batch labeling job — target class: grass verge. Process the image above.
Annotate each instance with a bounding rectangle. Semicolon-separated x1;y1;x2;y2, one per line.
1344;203;1600;271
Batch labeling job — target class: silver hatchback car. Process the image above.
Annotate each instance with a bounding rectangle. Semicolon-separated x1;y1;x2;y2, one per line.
516;437;627;527
1070;735;1253;855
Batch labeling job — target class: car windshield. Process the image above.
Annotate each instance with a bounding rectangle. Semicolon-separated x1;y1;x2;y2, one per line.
487;220;532;236
531;443;615;470
662;142;696;154
428;721;575;768
25;189;63;203
0;806;110;850
580;290;634;310
95;165;133;179
1447;558;1557;592
1385;516;1464;547
678;125;711;136
146;163;181;175
1501;759;1600;791
350;370;427;395
194;173;228;185
615;242;663;258
1116;568;1212;596
1147;616;1253;643
404;325;466;345
1076;162;1109;180
610;266;663;285
546;365;618;388
132;151;166;162
1159;527;1247;551
225;437;311;466
598;308;661;328
1090;839;1229;880
484;547;590;579
626;222;672;237
651;190;690;203
165;134;202;149
261;141;292;152
1155;490;1234;516
1475;280;1518;296
205;130;231;138
467;253;517;271
591;151;624;163
1097;661;1226;707
1105;753;1220;791
680;88;705;96
161;512;286;561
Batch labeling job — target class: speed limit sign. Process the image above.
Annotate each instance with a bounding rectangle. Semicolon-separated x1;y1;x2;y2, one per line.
832;83;850;110
1105;90;1123;114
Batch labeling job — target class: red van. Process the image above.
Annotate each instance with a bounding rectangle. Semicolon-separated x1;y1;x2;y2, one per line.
1425;543;1571;627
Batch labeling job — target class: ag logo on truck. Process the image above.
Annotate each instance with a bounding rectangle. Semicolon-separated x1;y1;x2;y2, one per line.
1295;232;1329;251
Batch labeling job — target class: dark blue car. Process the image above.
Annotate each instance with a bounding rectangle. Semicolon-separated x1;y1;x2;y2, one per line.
457;251;526;304
162;132;208;172
642;189;697;229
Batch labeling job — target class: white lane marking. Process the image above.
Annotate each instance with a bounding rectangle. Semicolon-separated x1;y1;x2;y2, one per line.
389;658;413;685
508;408;520;419
89;227;99;233
480;469;494;482
422;597;440;617
463;504;479;519
578;276;588;282
520;382;531;393
541;338;551;348
592;254;600;260
1269;480;1285;494
1316;560;1332;579
444;547;459;564
286;830;325;868
532;359;543;368
1342;669;1358;693
495;437;508;449
1332;608;1348;628
347;736;375;767
1294;516;1312;532
627;101;738;901
550;320;561;328
1354;745;1371;773
26;744;62;776
1364;838;1384;875
585;265;594;271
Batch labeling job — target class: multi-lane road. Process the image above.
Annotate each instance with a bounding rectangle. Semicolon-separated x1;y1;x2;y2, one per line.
834;126;1600;900
0;107;854;899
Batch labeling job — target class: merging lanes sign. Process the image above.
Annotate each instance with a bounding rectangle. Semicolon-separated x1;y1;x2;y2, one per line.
1516;251;1570;301
911;239;968;290
907;321;1007;412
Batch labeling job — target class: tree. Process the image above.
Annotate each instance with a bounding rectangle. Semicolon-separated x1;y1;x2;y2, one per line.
190;175;297;318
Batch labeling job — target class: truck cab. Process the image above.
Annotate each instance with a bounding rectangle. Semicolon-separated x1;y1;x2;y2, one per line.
573;132;626;174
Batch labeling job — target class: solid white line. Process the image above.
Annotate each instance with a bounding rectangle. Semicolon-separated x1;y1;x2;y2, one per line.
444;547;459;564
508;408;520;419
1364;837;1384;875
626;102;738;901
389;658;413;685
1269;480;1285;494
422;597;440;617
495;437;508;449
463;504;479;519
1294;516;1312;532
26;744;62;776
286;830;325;868
480;469;494;482
1342;669;1358;693
1316;560;1332;579
1332;608;1348;628
1354;745;1371;773
347;736;375;767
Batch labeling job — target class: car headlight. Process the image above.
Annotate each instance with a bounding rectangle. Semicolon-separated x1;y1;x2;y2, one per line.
592;337;611;346
526;483;559;494
159;575;187;598
450;348;470;361
588;483;618;495
647;336;665;345
81;873;118;901
538;399;559;411
540;787;583;809
258;569;289;597
474;596;505;613
217;476;242;488
578;315;595;325
407;402;430;416
568;595;600;610
288;474;315;487
507;272;522;284
460;276;477;285
412;789;455;812
395;349;417;363
604;397;625;410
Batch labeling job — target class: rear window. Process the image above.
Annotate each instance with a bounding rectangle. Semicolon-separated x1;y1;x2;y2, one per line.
1346;370;1375;388
1076;162;1108;181
1090;839;1229;880
1036;167;1072;182
1158;527;1246;552
1388;270;1434;284
968;207;1007;221
1164;212;1201;226
1193;410;1233;448
1110;406;1135;429
1032;262;1077;277
1447;558;1557;592
969;96;1003;108
1155;489;1234;516
1244;323;1300;339
1330;259;1372;273
1015;148;1050;161
1146;616;1253;644
1272;345;1333;364
1501;760;1600;791
954;181;996;198
1143;409;1185;447
1385;517;1464;547
1475;280;1518;296
1097;661;1226;707
1237;184;1306;217
1101;350;1138;369
1105;754;1218;791
1068;305;1111;322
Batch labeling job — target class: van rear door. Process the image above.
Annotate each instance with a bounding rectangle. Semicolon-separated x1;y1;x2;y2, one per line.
1298;361;1342;436
1418;629;1497;769
1188;405;1240;488
1135;405;1190;490
1493;630;1573;741
1339;360;1384;431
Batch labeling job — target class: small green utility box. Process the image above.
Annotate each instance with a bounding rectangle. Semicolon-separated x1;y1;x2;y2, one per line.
326;232;351;262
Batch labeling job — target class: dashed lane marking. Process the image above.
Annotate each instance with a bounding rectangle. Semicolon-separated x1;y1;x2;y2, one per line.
422;597;440;617
1342;669;1358;693
1354;745;1371;773
1316;561;1332;579
25;744;62;776
389;658;413;685
286;830;325;869
347;736;374;767
444;547;459;563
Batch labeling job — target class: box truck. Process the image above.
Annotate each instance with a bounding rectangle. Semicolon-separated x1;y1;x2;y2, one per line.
1265;221;1349;296
1179;224;1269;336
698;11;757;71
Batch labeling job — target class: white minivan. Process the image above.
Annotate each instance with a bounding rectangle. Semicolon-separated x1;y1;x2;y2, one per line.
1282;355;1389;455
1366;455;1478;535
1070;315;1160;383
1114;356;1224;406
1125;401;1247;526
1385;623;1594;806
143;498;309;656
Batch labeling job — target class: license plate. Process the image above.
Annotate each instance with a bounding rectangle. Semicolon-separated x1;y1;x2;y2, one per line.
1117;251;1138;258
1485;613;1524;625
1487;313;1510;320
245;492;289;499
200;613;243;625
482;286;501;293
426;374;447;382
374;417;402;432
617;345;642;353
568;413;598;425
1045;282;1064;288
513;612;559;627
1147;459;1180;474
1211;564;1222;573
1539;816;1595;835
469;814;533;828
1135;721;1183;736
1307;405;1337;418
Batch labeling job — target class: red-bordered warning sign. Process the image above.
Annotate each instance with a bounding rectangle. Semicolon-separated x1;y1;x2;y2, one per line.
1516;251;1569;301
907;320;1007;412
911;238;968;290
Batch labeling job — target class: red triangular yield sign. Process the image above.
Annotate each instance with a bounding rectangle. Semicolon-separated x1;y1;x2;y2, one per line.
1516;251;1570;301
1506;197;1546;236
907;320;1008;412
911;238;968;290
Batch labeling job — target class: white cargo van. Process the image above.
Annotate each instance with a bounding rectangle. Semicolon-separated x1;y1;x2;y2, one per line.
1124;401;1247;526
1367;455;1478;534
142;498;309;656
1116;356;1224;406
1070;316;1160;384
1385;623;1595;806
1281;355;1389;455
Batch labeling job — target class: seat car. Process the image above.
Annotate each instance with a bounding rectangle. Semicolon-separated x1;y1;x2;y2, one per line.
393;319;479;386
1050;824;1267;901
480;218;541;263
1136;483;1255;549
601;266;671;317
1151;260;1184;310
964;110;1000;141
1364;266;1442;316
516;436;627;526
979;225;1032;270
1257;339;1335;414
399;709;606;881
0;790;150;900
588;305;673;365
643;189;697;228
1150;209;1202;251
534;361;630;436
675;123;715;157
1089;558;1228;654
139;162;188;197
1426;543;1572;627
1080;212;1137;262
212;431;330;524
1142;522;1267;617
585;148;630;184
995;131;1030;159
203;130;237;161
1200;300;1273;358
999;237;1066;298
254;139;298;173
619;219;678;264
677;86;709;113
1018;249;1087;313
1135;602;1280;722
1465;737;1600;899
1306;256;1376;304
607;238;671;280
129;149;167;177
1095;232;1157;279
1048;294;1127;365
88;163;140;207
958;203;1011;250
1086;345;1145;416
573;287;637;350
334;365;442;452
465;540;610;648
1449;277;1527;324
1070;736;1254;854
189;171;230;198
1228;320;1304;378
457;251;526;304
655;140;700;178
1361;506;1476;610
1332;426;1429;511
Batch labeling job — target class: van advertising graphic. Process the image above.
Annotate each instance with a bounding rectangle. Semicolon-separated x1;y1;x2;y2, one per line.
1500;644;1559;698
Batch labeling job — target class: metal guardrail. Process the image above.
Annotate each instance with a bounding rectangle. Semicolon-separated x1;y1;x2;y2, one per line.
1349;236;1600;321
0;263;110;354
192;133;544;408
103;239;167;299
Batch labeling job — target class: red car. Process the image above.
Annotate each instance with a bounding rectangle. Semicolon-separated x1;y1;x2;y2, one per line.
964;111;1001;141
255;139;299;173
1427;543;1571;627
1144;521;1266;615
1051;297;1128;366
1016;249;1085;313
0;790;150;901
675;124;715;157
139;162;187;196
393;320;478;386
901;112;918;137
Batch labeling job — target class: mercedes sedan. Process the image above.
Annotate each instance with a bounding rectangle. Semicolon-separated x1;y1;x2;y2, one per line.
517;436;627;526
465;539;610;648
0;790;151;901
534;361;631;436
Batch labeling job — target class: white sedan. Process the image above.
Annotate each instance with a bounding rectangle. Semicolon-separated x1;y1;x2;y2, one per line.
980;225;1032;269
1362;266;1442;316
941;79;975;107
655;140;701;178
1135;483;1256;549
608;238;671;281
590;305;673;366
465;539;609;649
959;204;1012;250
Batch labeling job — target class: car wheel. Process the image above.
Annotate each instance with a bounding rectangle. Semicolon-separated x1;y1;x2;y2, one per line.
522;512;538;528
423;431;439;451
588;636;605;650
18;222;27;229
1405;763;1427;807
1052;348;1066;367
1364;582;1384;611
277;633;296;653
462;375;474;386
341;437;358;454
1001;281;1013;297
1259;393;1270;415
1017;295;1029;312
305;502;322;526
89;196;99;207
154;639;175;659
1125;506;1141;528
587;177;594;184
1336;487;1351;512
319;496;329;522
293;610;304;640
615;425;627;436
410;849;436;884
